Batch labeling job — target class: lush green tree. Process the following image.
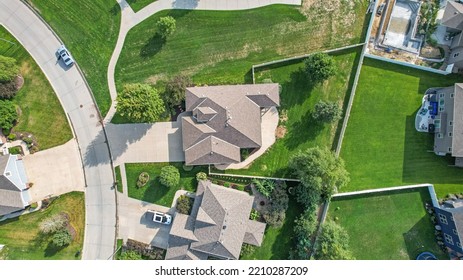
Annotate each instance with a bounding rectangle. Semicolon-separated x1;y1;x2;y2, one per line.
156;16;176;39
163;75;191;107
315;220;354;260
253;179;275;198
240;244;256;258
0;100;18;131
262;210;285;228
303;53;336;83
262;186;289;228
119;250;143;260
159;165;180;188
289;147;349;210
196;172;207;182
52;229;72;247
176;194;192;214
39;214;67;234
116;83;165;123
313;100;342;123
0;55;19;83
290;210;318;260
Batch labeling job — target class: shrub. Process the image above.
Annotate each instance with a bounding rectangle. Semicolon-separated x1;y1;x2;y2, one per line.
156;16;176;39
240;244;256;258
253;179;275;198
7;133;16;141
52;229;72;247
250;209;260;220
136;172;150;188
0;55;19;83
196;172;207;181
176;194;193;215
312;101;342;123
0;81;18;99
39;213;68;234
119;250;143;260
159;165;180;188
0;99;18;131
303;53;336;83
30;202;38;209
263;210;285;228
163;75;191;107
8;146;21;155
289;210;318;260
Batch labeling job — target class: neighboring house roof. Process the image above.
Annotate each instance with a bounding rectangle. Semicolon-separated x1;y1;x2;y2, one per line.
442;0;463;31
438;199;463;253
182;84;280;165
0;154;29;216
452;83;463;157
166;180;266;260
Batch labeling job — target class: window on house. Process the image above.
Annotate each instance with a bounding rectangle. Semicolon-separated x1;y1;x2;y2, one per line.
457;242;462;248
450;121;453;126
445;233;454;245
450;216;454;222
451;93;455;98
453;229;458;235
439;213;448;224
454;53;460;58
449;132;453;137
439;107;444;112
449;147;453;152
439;93;445;98
437;133;443;139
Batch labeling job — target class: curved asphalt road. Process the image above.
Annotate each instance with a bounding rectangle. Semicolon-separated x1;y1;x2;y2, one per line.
0;0;116;259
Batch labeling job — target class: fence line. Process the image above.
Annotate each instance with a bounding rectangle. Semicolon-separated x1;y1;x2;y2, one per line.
364;53;450;75
208;166;300;182
332;183;434;198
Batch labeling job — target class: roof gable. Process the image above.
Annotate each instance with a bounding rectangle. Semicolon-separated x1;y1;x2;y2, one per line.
442;1;463;30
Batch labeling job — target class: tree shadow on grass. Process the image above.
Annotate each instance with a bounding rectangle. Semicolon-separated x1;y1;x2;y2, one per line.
284;112;323;151
109;3;120;16
403;215;445;260
140;34;166;58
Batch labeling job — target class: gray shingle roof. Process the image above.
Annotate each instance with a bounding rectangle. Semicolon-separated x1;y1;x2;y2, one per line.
185;136;241;165
442;1;463;31
182;84;280;165
0;155;28;216
166;180;266;260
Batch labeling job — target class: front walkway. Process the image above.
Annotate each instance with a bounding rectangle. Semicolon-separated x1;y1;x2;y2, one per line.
23;139;85;203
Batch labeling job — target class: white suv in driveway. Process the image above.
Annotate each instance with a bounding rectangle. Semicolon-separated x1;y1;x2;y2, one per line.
57;45;74;66
146;210;172;225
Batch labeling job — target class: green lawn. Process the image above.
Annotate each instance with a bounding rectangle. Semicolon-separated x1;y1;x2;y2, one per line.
28;0;121;116
327;188;447;260
224;49;361;177
115;165;123;193
340;58;463;197
125;162;206;207
115;3;368;91
240;197;303;260
127;0;156;12
0;192;85;260
0;26;72;150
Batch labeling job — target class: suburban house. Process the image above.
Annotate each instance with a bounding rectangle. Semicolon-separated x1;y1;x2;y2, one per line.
0;154;30;216
434;198;463;258
441;0;463;69
181;84;280;166
165;180;266;260
415;83;463;166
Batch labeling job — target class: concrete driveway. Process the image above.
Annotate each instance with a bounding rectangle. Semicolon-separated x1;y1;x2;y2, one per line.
106;122;184;166
23;140;85;202
117;196;172;249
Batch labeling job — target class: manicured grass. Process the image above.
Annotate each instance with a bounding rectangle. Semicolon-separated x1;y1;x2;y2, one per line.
115;165;123;193
127;0;156;12
0;26;72;150
240;197;303;260
340;58;463;197
125;162;206;207
327;188;448;260
225;49;361;177
0;192;85;260
28;0;121;116
115;3;368;90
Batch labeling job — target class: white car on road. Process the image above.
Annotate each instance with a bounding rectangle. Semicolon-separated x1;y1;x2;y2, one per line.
57;45;74;66
146;210;172;225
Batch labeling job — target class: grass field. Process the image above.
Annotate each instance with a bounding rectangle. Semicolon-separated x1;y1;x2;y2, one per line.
125;162;206;207
115;3;368;91
127;0;156;12
115;165;123;193
28;0;121;116
222;49;361;177
340;58;463;197
240;197;303;260
0;26;72;150
0;192;85;260
327;188;448;260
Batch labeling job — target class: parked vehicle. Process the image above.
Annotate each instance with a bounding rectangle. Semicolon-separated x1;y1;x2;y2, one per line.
146;210;172;225
57;45;74;66
377;3;385;16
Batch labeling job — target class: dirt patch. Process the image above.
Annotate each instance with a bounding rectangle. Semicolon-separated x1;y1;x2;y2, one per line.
15;75;24;91
420;45;443;59
276;125;287;139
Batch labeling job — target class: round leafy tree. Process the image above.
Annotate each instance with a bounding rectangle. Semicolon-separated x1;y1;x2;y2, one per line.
0;55;19;83
163;75;191;107
303;53;336;83
156;16;176;39
52;229;72;247
116;83;165;123
312;100;342;123
196;172;207;182
159;165;180;188
0;100;18;131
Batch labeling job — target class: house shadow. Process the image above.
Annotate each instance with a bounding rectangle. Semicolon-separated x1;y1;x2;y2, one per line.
140;34;165;58
402;214;441;260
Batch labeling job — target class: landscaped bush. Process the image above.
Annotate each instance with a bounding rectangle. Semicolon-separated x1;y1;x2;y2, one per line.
7;133;16;141
176;194;193;215
159;165;180;188
156;16;176;39
0;55;19;83
125;239;165;260
8;146;22;155
0;81;18;99
253;178;275;198
0;99;18;131
304;53;336;83
250;209;260;220
240;244;256;258
289;210;318;260
196;172;207;181
51;229;72;247
163;75;191;107
262;185;289;228
312;100;342;123
136;172;150;188
118;250;142;260
39;213;68;234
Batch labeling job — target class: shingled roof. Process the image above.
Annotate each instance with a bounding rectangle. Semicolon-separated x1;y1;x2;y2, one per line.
0;154;30;216
442;1;463;31
182;84;280;165
165;180;266;260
